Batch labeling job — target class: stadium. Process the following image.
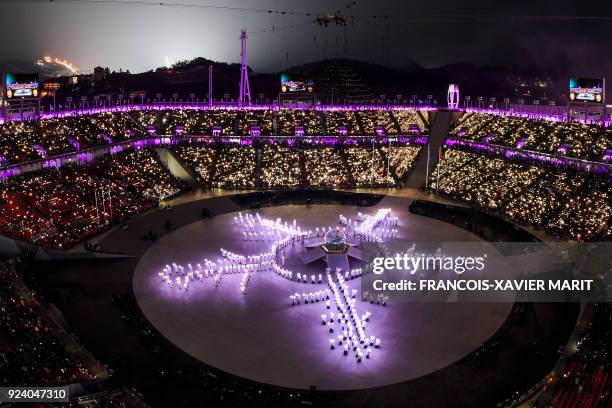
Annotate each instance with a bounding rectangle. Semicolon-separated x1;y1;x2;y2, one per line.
0;1;610;408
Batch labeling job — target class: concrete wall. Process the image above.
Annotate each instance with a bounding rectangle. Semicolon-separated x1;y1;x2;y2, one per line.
406;110;453;188
154;148;195;183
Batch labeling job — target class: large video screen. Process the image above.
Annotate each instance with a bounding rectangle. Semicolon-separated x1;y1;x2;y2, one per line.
5;73;39;98
569;77;604;103
281;73;314;93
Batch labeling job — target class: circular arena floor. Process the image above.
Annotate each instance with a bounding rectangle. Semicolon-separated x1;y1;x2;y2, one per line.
133;199;513;390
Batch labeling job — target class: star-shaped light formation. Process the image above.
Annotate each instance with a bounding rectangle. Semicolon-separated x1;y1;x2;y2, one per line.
156;208;399;364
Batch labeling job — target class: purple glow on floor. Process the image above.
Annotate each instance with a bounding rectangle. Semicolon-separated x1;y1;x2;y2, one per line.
156;209;398;365
131;202;513;390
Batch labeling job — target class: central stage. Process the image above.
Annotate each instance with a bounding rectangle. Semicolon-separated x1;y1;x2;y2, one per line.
133;201;513;390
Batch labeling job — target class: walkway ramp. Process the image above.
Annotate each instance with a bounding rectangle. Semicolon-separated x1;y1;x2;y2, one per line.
406;110;453;188
155;148;196;184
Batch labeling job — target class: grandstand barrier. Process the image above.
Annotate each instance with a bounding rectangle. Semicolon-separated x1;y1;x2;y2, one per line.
2;103;436;124
409;199;541;242
0;137;155;181
466;107;567;123
445;137;612;174
227;189;386;209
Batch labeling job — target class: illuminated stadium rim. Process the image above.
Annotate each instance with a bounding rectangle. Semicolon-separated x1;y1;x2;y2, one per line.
0;103;436;125
1;103;606;127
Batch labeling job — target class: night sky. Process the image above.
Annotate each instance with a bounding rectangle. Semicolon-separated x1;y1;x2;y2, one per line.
1;0;611;79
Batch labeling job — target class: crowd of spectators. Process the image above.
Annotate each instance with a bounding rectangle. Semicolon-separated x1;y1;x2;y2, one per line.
323;110;361;135
0;109;426;167
0;113;145;165
2;108;609;244
275;109;325;135
344;146;389;185
503;170;584;227
239;110;274;135
1;136;606;246
39;116;108;153
451;112;611;161
168;110;238;136
260;145;301;188
174;144;217;183
131;110;159;129
93;149;184;202
304;147;350;187
0;121;39;164
547;176;611;241
548;303;611;408
0;149;185;248
387;145;422;179
394;110;425;133
358;110;398;135
0;266;93;386
172;142;422;189
0;188;63;247
137;108;422;137
6;171;100;247
135;109;241;137
212;146;257;188
0;134;426;248
91;112;139;142
429;149;611;241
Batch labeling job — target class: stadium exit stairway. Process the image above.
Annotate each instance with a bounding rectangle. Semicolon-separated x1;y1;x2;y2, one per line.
405;110;453;188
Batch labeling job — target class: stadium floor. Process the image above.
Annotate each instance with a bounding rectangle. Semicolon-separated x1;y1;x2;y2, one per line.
23;191;580;407
132;202;510;390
